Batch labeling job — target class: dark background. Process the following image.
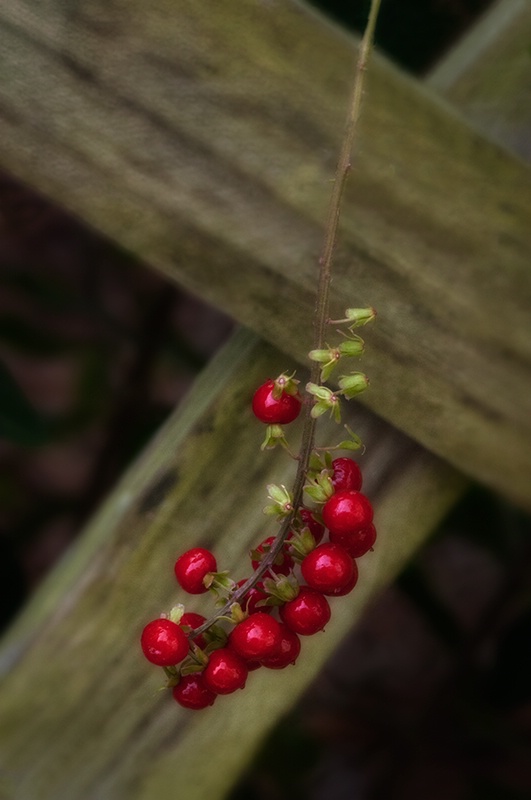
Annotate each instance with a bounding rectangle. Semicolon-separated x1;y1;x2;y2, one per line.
2;1;531;798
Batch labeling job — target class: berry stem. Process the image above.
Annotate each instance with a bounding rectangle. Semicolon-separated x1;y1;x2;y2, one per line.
314;0;381;357
188;0;381;642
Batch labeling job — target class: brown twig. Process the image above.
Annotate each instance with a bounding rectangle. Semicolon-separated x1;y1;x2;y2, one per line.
189;0;382;641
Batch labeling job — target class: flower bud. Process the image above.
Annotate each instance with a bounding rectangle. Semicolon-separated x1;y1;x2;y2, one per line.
344;307;376;327
338;336;364;357
338;372;369;398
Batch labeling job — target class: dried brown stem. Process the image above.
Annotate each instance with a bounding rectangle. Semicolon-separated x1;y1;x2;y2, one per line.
189;0;381;642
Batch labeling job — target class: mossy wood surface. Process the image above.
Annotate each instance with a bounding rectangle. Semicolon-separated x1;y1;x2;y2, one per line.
0;330;466;800
1;0;531;506
428;0;531;161
0;3;529;799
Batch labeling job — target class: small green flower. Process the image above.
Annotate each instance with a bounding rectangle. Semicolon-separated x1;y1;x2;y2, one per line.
271;372;299;399
338;372;369;399
330;307;376;328
304;470;334;503
263;483;294;517
338;335;364;357
336;424;364;451
307;383;341;422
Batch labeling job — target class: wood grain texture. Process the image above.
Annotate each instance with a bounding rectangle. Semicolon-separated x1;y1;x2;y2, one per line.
428;0;531;160
0;0;530;506
0;5;528;796
0;329;465;800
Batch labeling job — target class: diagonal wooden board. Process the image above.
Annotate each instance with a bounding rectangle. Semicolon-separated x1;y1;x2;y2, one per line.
0;330;465;800
0;0;530;505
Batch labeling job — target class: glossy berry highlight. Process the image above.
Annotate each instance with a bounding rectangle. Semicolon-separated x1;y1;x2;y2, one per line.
140;618;190;666
331;457;363;493
301;542;355;595
322;490;373;537
174;548;217;594
260;623;301;669
173;673;216;710
203;648;248;694
324;562;359;596
280;587;331;636
252;379;301;425
229;612;282;661
329;522;377;558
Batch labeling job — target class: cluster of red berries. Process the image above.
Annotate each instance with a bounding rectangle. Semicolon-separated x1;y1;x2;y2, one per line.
141;380;375;713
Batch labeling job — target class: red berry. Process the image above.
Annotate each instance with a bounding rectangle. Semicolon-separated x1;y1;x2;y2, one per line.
298;508;325;544
172;673;216;710
280;587;331;636
179;612;207;649
174;548;217;594
229;612;282;661
245;660;263;672
331;457;363;493
203;648;248;694
324;561;359;596
329;522;377;558
252;379;301;425
235;579;272;615
260;623;301;669
251;536;294;577
322;491;373;537
301;543;355;595
140;618;189;666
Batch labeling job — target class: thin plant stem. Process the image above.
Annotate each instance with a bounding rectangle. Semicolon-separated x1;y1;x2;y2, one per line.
189;0;381;642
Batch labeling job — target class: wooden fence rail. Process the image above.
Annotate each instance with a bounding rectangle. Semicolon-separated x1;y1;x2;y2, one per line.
0;0;530;505
0;1;530;798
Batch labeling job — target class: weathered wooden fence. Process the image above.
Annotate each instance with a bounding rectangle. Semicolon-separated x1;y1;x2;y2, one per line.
0;1;530;798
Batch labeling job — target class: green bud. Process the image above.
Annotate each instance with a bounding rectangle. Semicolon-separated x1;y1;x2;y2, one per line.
263;483;294;517
260;424;287;451
168;604;185;624
337;437;363;451
338;336;364;357
229;602;247;624
267;483;291;504
272;372;299;399
303;470;334;503
344;307;376;327
338;372;369;398
309;349;333;363
288;527;317;558
263;575;299;603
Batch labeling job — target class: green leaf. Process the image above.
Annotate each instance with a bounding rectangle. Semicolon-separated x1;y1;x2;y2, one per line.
338;425;363;451
0;360;51;445
306;383;333;401
320;359;339;382
310;400;330;418
337;438;362;451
